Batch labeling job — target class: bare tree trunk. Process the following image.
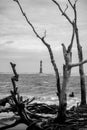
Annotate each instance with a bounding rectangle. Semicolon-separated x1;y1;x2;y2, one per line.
52;0;86;105
75;27;86;105
74;3;86;105
57;44;72;123
58;66;69;123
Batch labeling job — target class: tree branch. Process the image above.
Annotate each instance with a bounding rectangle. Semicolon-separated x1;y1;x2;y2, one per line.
63;4;68;14
67;26;75;53
52;0;75;54
42;30;47;40
10;62;19;94
10;62;19;81
13;0;61;96
13;0;41;39
61;43;67;62
75;0;78;6
0;95;12;106
67;0;77;26
68;0;74;9
52;0;73;25
70;59;87;68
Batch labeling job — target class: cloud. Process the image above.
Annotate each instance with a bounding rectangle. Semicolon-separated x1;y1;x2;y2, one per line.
0;40;13;46
0;0;87;73
4;40;14;45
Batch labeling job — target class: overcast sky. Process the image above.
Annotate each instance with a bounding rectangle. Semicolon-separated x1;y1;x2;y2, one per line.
0;0;87;74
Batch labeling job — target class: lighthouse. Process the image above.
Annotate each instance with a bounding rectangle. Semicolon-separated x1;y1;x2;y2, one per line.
40;60;43;74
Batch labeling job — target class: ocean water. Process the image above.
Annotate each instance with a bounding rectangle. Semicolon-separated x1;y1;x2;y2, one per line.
0;73;87;109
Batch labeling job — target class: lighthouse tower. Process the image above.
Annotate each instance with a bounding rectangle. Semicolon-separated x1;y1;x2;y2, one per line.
40;60;43;74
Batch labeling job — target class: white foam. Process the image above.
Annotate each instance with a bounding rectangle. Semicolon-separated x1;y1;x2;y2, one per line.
67;97;80;109
0;112;14;119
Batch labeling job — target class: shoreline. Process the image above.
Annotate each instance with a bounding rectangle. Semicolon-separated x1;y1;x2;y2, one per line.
0;115;27;130
0;117;87;130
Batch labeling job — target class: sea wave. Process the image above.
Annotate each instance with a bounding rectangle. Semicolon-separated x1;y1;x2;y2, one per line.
20;93;80;109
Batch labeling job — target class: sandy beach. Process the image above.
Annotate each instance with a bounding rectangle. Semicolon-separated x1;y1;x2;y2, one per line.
0;112;27;130
0;120;27;130
0;112;87;130
7;124;27;130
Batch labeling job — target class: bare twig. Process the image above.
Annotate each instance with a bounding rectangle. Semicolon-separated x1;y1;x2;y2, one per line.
63;4;68;14
75;0;78;6
42;30;47;40
70;59;87;68
68;0;74;9
13;0;41;39
52;0;73;25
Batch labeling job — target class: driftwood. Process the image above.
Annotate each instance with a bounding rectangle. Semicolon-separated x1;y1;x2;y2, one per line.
0;95;12;106
0;63;87;130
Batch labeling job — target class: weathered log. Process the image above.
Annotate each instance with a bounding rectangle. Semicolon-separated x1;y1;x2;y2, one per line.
0;95;12;106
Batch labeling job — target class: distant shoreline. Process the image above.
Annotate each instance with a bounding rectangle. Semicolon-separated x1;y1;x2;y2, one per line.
0;73;86;77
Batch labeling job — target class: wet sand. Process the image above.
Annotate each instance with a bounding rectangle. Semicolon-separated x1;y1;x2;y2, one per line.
0;121;27;130
0;113;27;130
0;119;87;130
7;124;27;130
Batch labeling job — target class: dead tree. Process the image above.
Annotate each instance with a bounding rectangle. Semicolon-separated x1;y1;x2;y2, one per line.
12;0;87;123
0;63;42;130
52;0;87;105
1;62;87;129
73;0;86;105
10;62;34;126
58;28;74;122
0;62;59;130
12;0;61;105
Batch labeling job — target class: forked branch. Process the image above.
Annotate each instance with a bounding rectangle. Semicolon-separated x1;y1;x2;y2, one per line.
52;0;73;25
68;0;74;9
67;27;75;53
